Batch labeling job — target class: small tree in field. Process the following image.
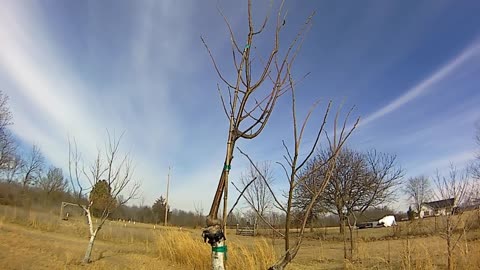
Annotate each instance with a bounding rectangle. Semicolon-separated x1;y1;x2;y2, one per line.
69;133;140;264
433;165;471;270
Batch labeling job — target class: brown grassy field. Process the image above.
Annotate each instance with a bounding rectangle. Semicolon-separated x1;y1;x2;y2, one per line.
1;205;480;269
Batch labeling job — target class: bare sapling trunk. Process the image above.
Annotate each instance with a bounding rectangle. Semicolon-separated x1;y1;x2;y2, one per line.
202;0;314;268
69;133;140;264
83;207;99;264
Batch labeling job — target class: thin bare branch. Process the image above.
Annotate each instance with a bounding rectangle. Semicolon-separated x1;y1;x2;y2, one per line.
201;36;236;90
227;177;257;218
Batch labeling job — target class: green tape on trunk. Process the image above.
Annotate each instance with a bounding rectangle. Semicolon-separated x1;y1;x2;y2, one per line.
224;164;231;171
212;245;227;260
212;245;227;253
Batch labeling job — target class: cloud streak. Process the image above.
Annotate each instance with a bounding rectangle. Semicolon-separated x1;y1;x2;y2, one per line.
360;40;480;127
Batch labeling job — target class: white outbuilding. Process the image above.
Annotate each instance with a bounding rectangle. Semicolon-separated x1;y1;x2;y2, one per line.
378;215;397;227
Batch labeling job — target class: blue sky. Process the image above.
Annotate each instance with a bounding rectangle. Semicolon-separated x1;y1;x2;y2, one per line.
1;0;479;212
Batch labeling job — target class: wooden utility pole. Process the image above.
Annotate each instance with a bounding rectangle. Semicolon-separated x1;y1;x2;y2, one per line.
164;166;171;226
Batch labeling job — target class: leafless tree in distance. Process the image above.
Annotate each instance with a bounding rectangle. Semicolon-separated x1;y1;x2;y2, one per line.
471;123;480;180
202;1;314;268
69;133;140;264
295;147;403;235
240;161;274;226
3;153;23;183
0;91;19;176
404;175;432;214
21;144;45;188
38;166;69;198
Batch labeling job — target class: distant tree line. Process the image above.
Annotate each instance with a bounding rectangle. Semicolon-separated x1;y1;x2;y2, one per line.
0;90;205;228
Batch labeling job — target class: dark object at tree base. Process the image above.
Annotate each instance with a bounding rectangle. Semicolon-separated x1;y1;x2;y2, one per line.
203;226;225;244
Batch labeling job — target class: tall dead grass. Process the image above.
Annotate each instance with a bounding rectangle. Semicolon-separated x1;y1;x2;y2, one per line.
155;230;276;270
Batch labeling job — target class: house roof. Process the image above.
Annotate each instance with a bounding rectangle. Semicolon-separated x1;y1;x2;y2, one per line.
423;198;455;209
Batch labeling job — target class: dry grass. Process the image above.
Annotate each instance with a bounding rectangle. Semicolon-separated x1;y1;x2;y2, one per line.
155;230;276;270
2;205;480;269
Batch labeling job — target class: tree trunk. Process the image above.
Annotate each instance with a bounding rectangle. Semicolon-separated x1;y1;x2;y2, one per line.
349;225;354;260
343;218;347;260
447;217;453;270
338;212;345;234
284;195;293;251
83;232;97;264
211;239;226;270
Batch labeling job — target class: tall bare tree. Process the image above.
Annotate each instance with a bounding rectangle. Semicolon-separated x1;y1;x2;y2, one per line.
403;175;432;214
38;166;68;197
235;62;359;268
240;161;274;224
472;123;480;180
21;144;45;188
201;1;314;268
0;91;17;174
69;133;140;264
433;165;471;270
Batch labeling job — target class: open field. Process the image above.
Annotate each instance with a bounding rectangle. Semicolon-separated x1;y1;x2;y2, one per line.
1;205;480;269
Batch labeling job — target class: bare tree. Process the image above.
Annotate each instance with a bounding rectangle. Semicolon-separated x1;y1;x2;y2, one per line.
296;147;402;233
2;153;23;183
194;201;205;227
38;166;68;197
471;123;480;180
404;175;432;214
235;62;359;268
240;161;274;224
0;91;17;174
69;133;140;264
21;144;45;188
433;165;471;270
292;155;328;232
201;1;314;268
475;121;480;147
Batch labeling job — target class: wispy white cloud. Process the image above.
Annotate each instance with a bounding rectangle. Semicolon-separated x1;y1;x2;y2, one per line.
0;1;103;160
360;40;480;127
0;1;200;206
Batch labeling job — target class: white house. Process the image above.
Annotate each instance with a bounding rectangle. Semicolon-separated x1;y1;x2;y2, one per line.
420;198;456;218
